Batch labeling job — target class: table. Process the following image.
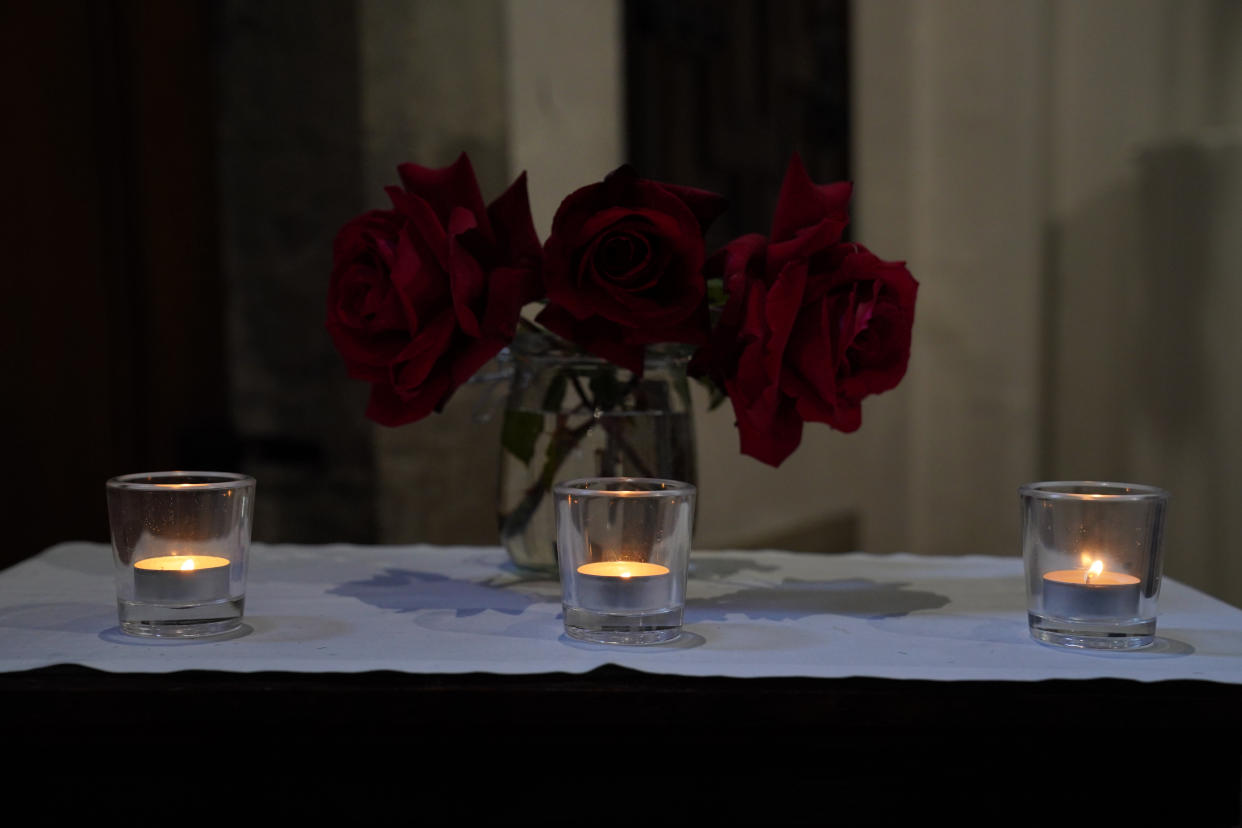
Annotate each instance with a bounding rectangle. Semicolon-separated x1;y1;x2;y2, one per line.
4;543;1241;822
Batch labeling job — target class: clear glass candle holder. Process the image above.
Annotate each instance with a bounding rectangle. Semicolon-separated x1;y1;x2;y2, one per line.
554;477;695;645
1020;481;1169;650
107;471;256;638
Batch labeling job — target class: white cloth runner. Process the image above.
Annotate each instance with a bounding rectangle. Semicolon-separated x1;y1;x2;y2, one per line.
3;542;1242;682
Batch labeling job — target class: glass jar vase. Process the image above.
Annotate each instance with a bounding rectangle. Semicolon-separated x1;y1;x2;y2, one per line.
497;330;697;572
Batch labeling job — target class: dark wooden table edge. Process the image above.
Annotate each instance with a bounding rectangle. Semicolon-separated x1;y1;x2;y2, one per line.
5;662;1241;726
6;664;1239;823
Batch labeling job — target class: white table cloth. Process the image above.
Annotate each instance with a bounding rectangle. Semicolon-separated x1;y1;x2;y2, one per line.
4;542;1242;682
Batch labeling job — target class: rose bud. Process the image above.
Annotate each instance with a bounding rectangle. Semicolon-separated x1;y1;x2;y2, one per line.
326;153;542;425
536;165;727;373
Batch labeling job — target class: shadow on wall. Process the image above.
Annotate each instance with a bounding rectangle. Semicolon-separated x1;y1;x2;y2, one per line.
1136;136;1242;603
723;512;860;555
1048;133;1242;605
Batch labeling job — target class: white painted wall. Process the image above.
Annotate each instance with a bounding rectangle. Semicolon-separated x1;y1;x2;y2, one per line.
855;1;1051;559
856;0;1242;603
504;0;625;237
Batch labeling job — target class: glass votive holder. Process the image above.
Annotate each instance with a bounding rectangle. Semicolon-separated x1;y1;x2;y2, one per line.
107;471;256;638
1020;481;1169;650
554;477;695;645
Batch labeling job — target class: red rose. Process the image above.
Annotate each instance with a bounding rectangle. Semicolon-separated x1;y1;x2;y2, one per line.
535;165;727;373
696;154;917;466
326;153;542;426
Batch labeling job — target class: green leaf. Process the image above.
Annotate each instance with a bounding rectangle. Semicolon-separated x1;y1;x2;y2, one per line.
693;375;729;410
541;371;568;412
589;366;624;411
500;409;543;466
706;278;727;308
540;429;572;488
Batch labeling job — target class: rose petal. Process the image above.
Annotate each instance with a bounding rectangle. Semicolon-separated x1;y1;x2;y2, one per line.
480;265;539;339
575;212;705;327
660;182;729;234
534;304;647;374
595;233;651;283
330;157;543;429
487;171;543;275
447;205;484;337
391;310;457;391
699;158;915;465
784;294;838;407
762;260;806;383
729;379;803;467
729;282;772;410
767;215;849;275
366;371;452;427
769;153;853;244
623;304;711;346
450;334;509;389
397;152;491;238
386;186;451;273
387;231;448;335
707;233;768;283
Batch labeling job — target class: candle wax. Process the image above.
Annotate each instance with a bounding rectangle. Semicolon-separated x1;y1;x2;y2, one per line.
1042;568;1141;619
572;561;673;613
134;555;231;604
577;561;670;578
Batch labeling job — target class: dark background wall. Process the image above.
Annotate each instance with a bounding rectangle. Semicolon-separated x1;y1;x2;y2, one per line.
627;0;850;247
2;0;378;569
215;1;375;548
4;1;229;567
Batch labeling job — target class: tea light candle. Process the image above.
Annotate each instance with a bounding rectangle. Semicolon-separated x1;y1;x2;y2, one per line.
575;561;672;612
1043;559;1141;619
134;555;231;604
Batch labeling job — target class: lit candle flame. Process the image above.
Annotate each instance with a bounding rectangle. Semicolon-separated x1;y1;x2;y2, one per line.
180;558;197;571
1084;559;1104;584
